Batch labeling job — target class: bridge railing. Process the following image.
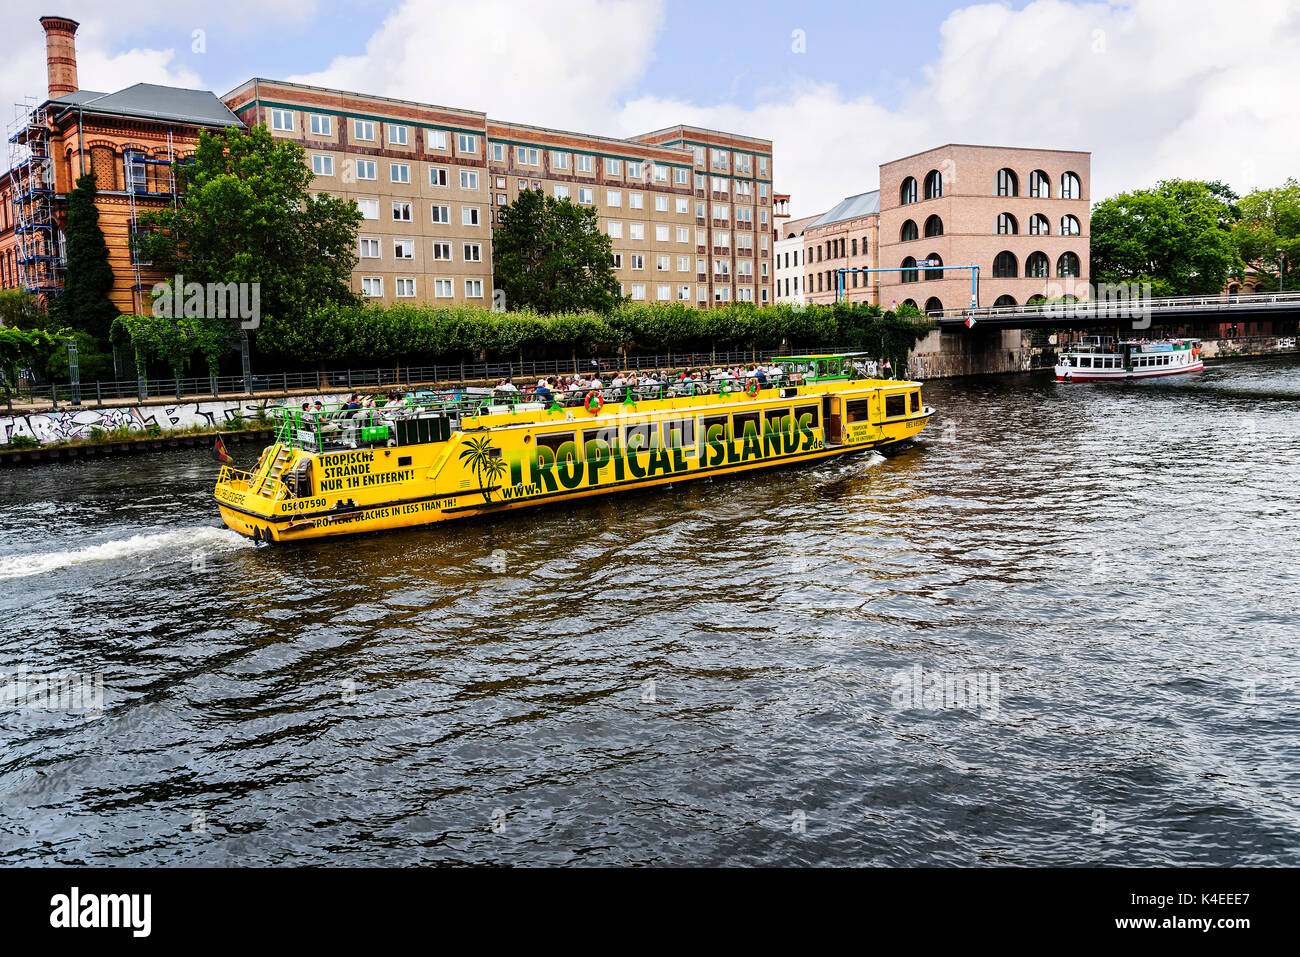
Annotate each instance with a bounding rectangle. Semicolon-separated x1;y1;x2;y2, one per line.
931;290;1300;321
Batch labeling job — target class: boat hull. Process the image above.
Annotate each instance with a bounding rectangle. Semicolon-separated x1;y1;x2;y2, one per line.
1054;361;1203;382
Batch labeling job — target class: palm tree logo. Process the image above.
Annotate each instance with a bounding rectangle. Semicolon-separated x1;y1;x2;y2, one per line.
459;436;507;503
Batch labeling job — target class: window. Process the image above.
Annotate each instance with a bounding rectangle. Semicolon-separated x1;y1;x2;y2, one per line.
309;114;332;136
1027;251;1050;278
356;160;377;180
656;254;669;271
554;184;570;200
359;238;380;258
606;158;621;175
391;163;410;184
678;285;692;301
457;133;478;154
630;254;645;270
993;250;1018;278
395;277;415;297
465;279;483;298
388;124;409;146
1061;171;1082;199
552;151;569;170
994;295;1017;308
885;394;906;417
579;187;593;204
676;168;688;185
900;176;918;205
711;149;728;170
759;156;768;175
924;169;942;199
393;239;414;259
657;284;670;301
629;192;644;210
656;225;669;242
490;143;505;162
354;120;375;141
432;241;452;261
630;223;645;240
607;221;623;239
392;201;412;221
361;277;383;297
428;130;448;150
676;226;690;243
1061;214;1081;236
357;198;379;219
631;283;646;301
516;146;540;166
607;189;622;207
677;255;691;271
1029;169;1050;198
463;206;480;226
655;195;668;212
628;162;643;178
576;154;593;172
900;257;918;283
676;197;689;214
924;215;943;238
431;204;450;224
611;253;623;269
924;253;944;280
463;242;482;262
996;168;1019;196
271;109;294;131
1029;213;1049;235
1057;251;1081;277
434;279;453;298
430;166;448;187
460;169;479;190
713;204;729;220
996;212;1018;235
311;155;334;176
900;220;919;242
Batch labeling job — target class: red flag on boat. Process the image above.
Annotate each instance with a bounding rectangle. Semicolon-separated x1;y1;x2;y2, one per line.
212;435;233;465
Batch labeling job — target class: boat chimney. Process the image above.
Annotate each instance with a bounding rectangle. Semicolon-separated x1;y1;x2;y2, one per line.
40;15;80;100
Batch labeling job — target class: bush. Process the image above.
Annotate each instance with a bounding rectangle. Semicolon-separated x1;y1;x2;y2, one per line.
7;435;39;450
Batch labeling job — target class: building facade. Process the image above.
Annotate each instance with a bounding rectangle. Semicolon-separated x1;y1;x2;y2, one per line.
876;144;1090;313
801;191;880;306
774;212;820;305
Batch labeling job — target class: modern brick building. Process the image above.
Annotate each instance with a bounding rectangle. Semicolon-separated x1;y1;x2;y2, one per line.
3;15;774;313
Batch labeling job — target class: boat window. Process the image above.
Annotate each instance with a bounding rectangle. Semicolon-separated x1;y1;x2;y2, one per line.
846;399;871;423
763;407;787;433
732;411;760;439
910;391;921;412
625;421;657;452
793;404;819;429
885;394;906;417
583;428;614;458
663;417;697;455
536;432;572;455
701;414;730;441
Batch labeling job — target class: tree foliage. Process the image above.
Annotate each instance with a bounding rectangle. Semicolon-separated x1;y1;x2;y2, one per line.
492;188;623;313
1090;179;1244;295
51;173;118;340
0;324;65;410
1231;177;1300;290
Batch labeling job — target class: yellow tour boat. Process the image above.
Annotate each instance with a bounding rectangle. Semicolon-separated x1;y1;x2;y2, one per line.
214;354;933;542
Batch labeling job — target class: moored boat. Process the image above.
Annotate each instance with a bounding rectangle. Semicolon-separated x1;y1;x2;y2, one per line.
213;354;933;542
1055;336;1203;382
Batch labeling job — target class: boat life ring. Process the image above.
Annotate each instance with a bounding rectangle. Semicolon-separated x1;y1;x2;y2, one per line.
745;378;760;397
585;390;604;414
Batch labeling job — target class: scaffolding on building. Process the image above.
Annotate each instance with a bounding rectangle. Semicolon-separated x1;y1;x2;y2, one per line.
6;97;64;299
125;131;176;314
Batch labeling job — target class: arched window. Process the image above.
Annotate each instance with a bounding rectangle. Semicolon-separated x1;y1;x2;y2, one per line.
902;299;918;310
1026;294;1047;305
900;177;918;205
924;253;944;280
924;215;943;237
900;256;918;283
1028;170;1050;198
993;295;1017;308
861;235;869;255
996;212;1018;235
1026;251;1050;278
924;169;942;199
1057;251;1081;277
924;297;944;314
1060;214;1081;236
993;250;1018;278
1028;213;1049;235
996;168;1018;197
900;219;918;242
1061;171;1081;199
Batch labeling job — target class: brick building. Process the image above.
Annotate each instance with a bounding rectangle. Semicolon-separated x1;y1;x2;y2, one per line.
802;191;880;306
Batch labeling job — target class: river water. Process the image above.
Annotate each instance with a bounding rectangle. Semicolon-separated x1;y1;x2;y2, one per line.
1;358;1297;866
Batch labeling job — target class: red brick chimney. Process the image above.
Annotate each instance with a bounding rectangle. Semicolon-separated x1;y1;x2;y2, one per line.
40;16;80;99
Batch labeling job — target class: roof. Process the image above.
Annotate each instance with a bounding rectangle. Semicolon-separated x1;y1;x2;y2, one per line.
778;213;822;239
809;190;880;228
51;83;242;128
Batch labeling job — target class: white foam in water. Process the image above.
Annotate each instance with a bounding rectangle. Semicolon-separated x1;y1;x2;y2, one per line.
0;526;250;580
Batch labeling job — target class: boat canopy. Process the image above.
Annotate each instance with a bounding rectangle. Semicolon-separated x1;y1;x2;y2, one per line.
770;353;871;382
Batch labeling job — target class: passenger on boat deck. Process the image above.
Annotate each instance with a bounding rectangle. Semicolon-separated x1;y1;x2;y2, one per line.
345;394;362;410
362;394;376;409
497;377;518;393
535;379;553;403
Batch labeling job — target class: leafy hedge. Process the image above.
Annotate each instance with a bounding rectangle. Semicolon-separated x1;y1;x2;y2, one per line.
255;301;931;370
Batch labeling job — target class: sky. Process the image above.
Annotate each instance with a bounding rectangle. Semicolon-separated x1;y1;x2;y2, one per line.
2;0;1298;217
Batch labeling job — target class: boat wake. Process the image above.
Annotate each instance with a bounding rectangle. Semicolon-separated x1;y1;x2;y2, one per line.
0;526;251;580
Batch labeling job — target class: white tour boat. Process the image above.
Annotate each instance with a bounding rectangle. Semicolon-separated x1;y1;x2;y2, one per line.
1055;336;1204;382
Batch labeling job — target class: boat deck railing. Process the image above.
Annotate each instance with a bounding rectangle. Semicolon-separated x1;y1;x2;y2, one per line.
217;465;289;501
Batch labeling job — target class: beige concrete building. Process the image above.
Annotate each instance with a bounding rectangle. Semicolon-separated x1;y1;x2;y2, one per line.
774;211;820;305
877;144;1090;313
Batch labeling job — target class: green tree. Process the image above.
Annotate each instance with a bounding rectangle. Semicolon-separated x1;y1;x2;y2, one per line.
1231;178;1300;290
1090;179;1243;295
51;172;118;341
493;188;623;313
0;324;64;411
138;123;363;364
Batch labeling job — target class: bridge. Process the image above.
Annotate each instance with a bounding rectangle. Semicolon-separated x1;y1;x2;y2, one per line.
931;291;1300;330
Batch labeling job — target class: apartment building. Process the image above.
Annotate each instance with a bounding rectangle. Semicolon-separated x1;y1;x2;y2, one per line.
774;212;820;305
877;144;1090;313
802;191;880;306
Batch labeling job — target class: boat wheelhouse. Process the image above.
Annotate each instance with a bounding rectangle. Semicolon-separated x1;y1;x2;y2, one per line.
1055;336;1203;382
214;354;933;542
